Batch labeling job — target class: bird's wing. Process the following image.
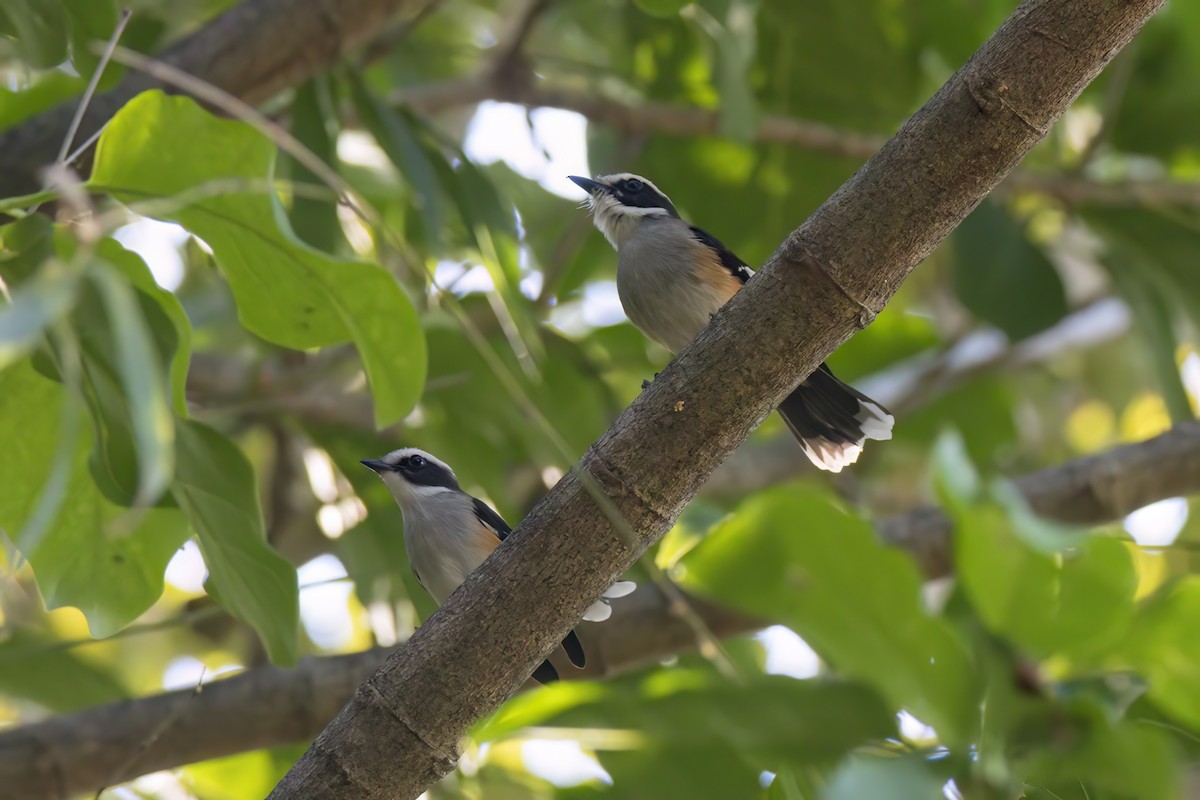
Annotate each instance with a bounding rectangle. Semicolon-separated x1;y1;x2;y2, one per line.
472;497;512;542
689;225;755;285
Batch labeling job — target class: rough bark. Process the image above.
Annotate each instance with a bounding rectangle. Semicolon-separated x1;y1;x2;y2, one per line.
3;422;1195;798
0;0;411;197
264;3;1165;797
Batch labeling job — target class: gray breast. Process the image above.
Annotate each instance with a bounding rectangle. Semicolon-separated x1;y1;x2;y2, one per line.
400;491;492;605
616;218;733;353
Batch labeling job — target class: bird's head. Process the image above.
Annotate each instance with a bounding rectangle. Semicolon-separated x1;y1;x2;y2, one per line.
361;447;460;506
568;173;679;249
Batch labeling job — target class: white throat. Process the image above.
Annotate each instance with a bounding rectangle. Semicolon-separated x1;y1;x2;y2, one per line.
588;193;671;250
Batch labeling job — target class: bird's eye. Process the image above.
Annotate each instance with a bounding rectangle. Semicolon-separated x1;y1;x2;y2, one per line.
622;178;643;192
409;454;426;469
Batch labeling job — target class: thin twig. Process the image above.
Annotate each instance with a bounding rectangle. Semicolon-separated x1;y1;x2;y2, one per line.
57;9;133;165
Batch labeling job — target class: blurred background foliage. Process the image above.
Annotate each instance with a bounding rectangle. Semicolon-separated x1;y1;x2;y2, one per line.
1;0;1200;797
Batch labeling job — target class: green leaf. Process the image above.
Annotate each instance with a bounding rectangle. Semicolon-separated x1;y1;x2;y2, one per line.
0;360;189;636
821;756;945;800
347;73;443;250
952;201;1068;340
0;628;129;711
1083;210;1197;423
1121;578;1200;730
61;0;118;76
1015;697;1180;800
88;262;174;505
0;0;69;68
29;237;180;508
679;486;979;744
0;71;85;132
94;237;192;416
480;672;895;780
0;216;79;370
287;76;344;253
171;419;299;665
89;91;425;427
945;452;1136;660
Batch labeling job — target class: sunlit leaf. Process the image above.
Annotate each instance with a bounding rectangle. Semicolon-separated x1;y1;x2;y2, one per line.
679;486;979;744
480;670;895;797
0;628;129;711
89;91;425;427
0;360;188;636
1121;578;1200;730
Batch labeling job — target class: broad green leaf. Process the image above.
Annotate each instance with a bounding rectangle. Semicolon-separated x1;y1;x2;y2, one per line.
480;671;895;771
0;628;129;711
0;360;188;636
287;76;344;253
0;0;69;68
1015;697;1179;800
952;504;1135;658
89;263;174;505
172;419;299;665
679;486;978;744
89;91;425;427
940;440;1136;658
0;72;84;132
1121;578;1200;729
952;201;1068;341
821;756;945;800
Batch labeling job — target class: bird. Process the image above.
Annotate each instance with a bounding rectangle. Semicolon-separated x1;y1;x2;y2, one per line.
569;172;894;472
361;447;635;682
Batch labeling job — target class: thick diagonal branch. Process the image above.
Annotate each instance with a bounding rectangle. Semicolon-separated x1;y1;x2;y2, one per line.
263;2;1164;798
2;423;1196;799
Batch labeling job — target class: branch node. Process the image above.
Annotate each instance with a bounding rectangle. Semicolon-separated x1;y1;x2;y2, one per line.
784;239;880;323
361;679;459;771
587;455;673;532
964;68;1046;136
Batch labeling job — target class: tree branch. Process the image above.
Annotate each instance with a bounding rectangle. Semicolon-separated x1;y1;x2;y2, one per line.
0;0;415;197
263;3;1163;797
3;422;1196;798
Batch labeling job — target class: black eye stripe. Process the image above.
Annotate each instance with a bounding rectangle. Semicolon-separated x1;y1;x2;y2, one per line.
621;178;643;192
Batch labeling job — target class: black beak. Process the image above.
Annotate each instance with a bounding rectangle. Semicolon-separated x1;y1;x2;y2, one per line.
360;458;390;473
568;175;608;195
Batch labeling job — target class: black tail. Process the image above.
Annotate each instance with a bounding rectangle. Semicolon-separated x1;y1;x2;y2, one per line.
531;629;587;684
562;629;586;668
532;659;559;683
777;364;894;473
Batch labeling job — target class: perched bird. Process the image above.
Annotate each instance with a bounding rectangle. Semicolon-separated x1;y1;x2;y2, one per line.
569;173;894;472
361;447;635;682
